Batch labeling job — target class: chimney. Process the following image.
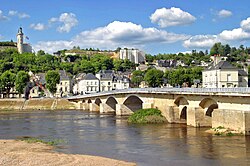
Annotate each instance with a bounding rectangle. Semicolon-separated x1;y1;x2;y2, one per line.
214;54;221;66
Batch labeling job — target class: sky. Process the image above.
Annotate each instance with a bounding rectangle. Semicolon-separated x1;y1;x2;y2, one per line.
1;0;250;55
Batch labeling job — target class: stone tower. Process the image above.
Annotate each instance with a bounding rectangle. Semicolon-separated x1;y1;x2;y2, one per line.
17;27;24;54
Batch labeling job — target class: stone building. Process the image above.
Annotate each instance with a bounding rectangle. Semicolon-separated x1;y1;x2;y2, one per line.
56;70;71;97
16;27;32;54
202;59;248;88
73;73;100;95
96;70;130;92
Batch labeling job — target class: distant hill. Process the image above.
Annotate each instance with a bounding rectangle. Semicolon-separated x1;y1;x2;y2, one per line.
0;41;16;47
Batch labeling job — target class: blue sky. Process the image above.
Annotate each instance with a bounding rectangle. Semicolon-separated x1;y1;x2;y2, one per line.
1;0;250;55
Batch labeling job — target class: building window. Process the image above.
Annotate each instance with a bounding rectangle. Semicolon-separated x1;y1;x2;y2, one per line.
65;82;67;85
239;77;243;82
95;82;97;85
65;87;67;92
227;74;231;81
60;82;62;85
87;82;89;85
91;82;93;85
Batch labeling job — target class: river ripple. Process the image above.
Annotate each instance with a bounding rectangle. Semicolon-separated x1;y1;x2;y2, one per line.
0;110;249;166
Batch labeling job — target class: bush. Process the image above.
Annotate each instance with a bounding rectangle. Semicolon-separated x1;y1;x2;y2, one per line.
128;108;167;124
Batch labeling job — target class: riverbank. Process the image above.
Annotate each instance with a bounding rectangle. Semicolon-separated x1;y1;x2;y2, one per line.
0;139;136;166
0;98;77;110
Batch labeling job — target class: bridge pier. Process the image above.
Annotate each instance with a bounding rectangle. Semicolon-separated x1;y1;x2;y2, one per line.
212;109;250;135
89;103;99;112
142;103;154;109
186;107;211;127
116;104;134;116
100;103;115;113
82;103;89;110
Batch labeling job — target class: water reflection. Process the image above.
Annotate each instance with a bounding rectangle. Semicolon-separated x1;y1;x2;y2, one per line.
0;110;249;166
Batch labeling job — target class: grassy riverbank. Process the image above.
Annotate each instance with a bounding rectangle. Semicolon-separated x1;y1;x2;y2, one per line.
128;108;167;124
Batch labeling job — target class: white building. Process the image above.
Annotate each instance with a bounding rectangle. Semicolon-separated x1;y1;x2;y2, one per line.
73;70;130;95
96;70;130;92
202;59;248;88
74;73;99;95
16;27;32;54
119;48;145;64
56;70;71;97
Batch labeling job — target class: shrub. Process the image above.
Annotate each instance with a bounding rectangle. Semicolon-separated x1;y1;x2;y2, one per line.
128;108;167;124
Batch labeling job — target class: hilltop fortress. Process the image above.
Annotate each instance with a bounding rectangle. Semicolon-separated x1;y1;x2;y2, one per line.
0;27;32;54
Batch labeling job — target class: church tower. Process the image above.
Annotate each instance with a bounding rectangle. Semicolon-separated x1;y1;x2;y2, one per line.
17;27;24;54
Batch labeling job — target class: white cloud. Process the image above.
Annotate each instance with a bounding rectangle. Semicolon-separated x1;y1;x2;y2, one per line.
183;16;250;49
240;17;250;32
34;21;190;53
33;41;73;53
150;7;196;27
219;28;250;41
217;9;232;18
8;10;30;19
183;35;218;49
30;23;47;31
0;10;8;20
49;13;78;33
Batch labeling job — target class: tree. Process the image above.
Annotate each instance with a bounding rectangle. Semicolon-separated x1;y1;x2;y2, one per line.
144;69;164;87
131;70;144;87
15;71;30;97
45;70;60;96
0;70;16;98
210;42;221;55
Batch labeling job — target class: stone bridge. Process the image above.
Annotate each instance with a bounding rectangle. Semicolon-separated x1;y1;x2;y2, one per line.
68;88;250;135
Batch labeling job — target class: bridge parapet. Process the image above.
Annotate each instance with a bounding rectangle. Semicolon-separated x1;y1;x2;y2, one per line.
68;87;250;100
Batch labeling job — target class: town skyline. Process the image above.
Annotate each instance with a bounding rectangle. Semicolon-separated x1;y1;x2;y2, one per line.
1;0;250;54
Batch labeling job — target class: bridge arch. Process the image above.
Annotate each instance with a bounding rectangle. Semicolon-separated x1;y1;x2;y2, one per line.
106;96;118;111
174;96;189;122
199;98;218;116
199;98;218;126
94;98;102;106
174;96;189;106
123;95;143;112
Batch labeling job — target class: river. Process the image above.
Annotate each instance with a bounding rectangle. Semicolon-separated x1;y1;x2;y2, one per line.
0;110;249;166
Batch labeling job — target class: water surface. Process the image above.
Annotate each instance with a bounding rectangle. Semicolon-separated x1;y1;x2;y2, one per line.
0;110;249;166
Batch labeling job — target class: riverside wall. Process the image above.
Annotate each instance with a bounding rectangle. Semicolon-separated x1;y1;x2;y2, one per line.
0;98;77;110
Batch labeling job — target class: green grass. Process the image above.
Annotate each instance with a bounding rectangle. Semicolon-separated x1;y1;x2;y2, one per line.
0;109;12;112
19;136;64;146
128;108;167;124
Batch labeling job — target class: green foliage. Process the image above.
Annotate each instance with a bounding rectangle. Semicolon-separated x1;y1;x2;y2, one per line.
0;71;16;96
0;41;16;46
15;71;30;96
128;108;166;124
165;67;202;87
131;70;144;87
144;69;164;87
45;70;60;95
19;136;64;146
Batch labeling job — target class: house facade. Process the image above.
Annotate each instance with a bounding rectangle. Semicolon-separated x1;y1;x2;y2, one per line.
73;73;99;95
202;60;248;88
55;70;71;97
